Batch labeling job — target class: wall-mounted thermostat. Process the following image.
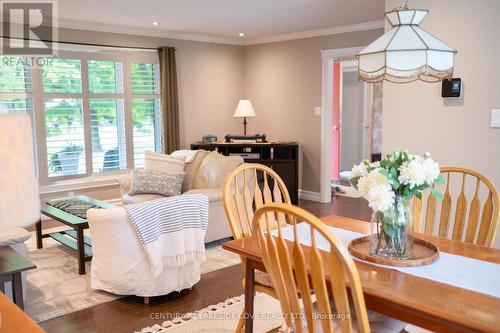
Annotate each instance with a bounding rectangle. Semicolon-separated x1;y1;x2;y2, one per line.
442;78;462;98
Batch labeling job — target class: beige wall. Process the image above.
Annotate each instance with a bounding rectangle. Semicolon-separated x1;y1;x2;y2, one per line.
383;0;500;245
242;30;383;192
384;0;500;188
49;27;382;199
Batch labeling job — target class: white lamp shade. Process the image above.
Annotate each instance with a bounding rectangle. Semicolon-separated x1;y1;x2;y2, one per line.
357;9;457;83
233;99;256;117
0;114;40;232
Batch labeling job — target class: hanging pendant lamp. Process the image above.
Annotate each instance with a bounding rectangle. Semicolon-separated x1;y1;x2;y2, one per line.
357;4;457;83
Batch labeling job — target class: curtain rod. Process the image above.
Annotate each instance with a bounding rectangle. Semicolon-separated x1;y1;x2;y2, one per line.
0;36;175;52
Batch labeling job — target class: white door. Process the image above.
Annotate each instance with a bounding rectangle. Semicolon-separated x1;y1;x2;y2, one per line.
339;63;372;179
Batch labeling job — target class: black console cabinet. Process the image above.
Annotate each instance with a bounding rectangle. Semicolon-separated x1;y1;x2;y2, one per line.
190;142;299;203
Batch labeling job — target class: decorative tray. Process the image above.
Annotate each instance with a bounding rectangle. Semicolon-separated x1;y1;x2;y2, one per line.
348;236;439;267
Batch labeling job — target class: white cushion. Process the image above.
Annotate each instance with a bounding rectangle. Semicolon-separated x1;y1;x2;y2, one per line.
0;228;31;246
178;150;210;193
193;151;243;189
144;151;185;173
171;150;200;163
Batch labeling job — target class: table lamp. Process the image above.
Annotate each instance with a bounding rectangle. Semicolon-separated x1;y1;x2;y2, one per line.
0;114;40;232
233;99;256;135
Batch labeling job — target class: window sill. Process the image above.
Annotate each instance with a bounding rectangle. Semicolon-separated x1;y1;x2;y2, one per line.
39;171;129;195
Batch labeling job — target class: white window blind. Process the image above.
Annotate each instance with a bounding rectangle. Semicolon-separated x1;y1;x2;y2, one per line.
0;98;32;114
131;63;160;94
132;98;161;167
88;60;123;94
0;57;32;93
90;99;126;172
44;98;86;177
130;62;161;167
42;58;82;93
0;52;161;184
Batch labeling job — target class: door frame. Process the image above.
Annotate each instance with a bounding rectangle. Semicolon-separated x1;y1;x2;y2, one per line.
319;46;365;203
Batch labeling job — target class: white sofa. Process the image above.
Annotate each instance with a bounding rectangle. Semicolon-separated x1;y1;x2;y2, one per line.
118;150;243;243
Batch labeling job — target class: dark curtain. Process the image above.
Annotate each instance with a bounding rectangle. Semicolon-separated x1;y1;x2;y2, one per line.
157;47;179;154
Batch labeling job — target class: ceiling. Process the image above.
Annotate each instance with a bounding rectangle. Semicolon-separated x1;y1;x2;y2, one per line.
57;0;385;44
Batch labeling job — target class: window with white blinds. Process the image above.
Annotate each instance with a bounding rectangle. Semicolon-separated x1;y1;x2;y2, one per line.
0;57;32;93
131;63;160;94
130;62;161;167
0;98;32;114
132;99;161;168
42;58;82;93
88;60;123;94
90;99;126;172
44;98;86;177
0;53;162;184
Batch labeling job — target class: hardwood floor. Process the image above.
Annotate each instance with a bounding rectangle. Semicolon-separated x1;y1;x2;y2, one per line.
299;196;371;222
41;265;245;333
40;196;371;333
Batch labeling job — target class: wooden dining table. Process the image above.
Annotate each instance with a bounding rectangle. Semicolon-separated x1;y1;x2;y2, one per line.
222;215;500;333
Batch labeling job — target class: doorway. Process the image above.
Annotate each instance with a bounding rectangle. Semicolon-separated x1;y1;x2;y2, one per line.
335;61;371;185
320;47;383;202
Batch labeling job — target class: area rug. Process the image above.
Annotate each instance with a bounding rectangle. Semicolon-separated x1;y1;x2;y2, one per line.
135;293;283;333
24;227;240;323
135;293;431;333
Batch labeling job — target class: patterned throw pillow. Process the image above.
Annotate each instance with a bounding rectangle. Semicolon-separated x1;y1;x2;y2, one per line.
128;169;185;197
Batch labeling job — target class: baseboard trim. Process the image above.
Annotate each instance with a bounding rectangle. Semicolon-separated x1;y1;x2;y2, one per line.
298;189;322;202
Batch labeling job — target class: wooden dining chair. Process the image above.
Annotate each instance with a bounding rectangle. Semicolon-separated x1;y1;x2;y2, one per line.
412;167;499;247
252;203;405;333
223;163;292;332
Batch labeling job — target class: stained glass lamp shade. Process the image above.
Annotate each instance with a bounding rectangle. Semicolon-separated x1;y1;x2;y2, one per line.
357;8;457;83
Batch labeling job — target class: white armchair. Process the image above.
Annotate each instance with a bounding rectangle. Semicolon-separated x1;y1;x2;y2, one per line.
87;206;202;298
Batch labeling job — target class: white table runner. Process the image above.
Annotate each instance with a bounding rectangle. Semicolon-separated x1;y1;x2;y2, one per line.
272;223;500;299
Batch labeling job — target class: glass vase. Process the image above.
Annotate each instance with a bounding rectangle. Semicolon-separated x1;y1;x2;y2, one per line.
370;195;414;259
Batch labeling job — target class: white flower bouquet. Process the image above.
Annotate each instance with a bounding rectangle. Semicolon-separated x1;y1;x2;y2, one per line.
349;149;444;258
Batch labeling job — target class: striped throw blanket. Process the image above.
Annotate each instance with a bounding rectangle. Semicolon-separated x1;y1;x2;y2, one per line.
125;194;208;278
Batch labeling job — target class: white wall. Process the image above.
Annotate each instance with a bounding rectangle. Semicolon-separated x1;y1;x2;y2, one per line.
383;0;500;246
